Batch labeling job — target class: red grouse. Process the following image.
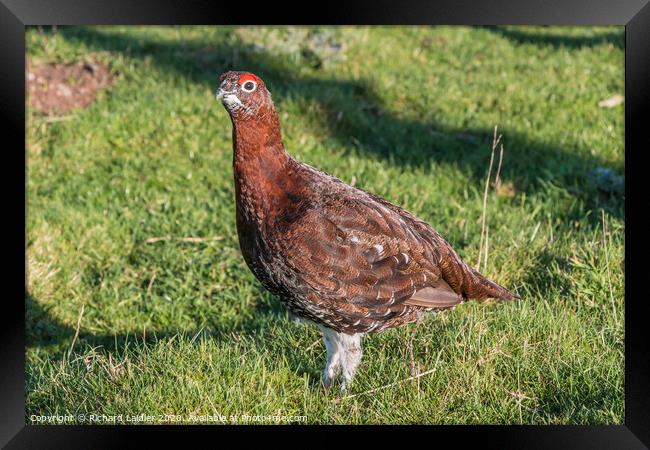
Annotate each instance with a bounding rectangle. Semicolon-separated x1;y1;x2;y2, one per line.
216;71;518;391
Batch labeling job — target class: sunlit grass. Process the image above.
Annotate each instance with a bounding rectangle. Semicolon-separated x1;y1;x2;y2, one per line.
26;25;624;424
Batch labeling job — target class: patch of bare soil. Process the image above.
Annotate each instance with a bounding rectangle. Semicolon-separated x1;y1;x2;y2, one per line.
27;59;114;115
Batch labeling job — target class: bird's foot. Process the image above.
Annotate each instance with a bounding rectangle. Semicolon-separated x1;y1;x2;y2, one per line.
321;376;333;391
323;373;349;394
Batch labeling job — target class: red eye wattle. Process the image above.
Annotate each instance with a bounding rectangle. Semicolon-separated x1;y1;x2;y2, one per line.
238;73;258;85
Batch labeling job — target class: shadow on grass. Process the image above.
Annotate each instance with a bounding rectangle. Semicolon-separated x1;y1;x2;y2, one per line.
535;364;622;424
51;26;623;224
480;26;624;50
518;249;576;301
25;292;324;388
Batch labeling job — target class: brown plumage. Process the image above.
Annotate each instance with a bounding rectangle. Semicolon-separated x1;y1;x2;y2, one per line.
216;71;519;390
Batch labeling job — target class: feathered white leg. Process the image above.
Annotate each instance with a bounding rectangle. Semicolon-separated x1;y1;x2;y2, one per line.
319;326;364;392
339;332;363;392
320;326;342;389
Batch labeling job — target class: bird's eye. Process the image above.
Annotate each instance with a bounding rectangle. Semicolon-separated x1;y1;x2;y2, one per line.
242;81;257;92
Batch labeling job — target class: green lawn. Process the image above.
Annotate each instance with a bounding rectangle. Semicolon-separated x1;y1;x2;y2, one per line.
26;26;624;424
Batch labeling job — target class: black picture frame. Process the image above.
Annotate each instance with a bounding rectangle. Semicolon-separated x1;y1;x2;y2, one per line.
5;0;647;446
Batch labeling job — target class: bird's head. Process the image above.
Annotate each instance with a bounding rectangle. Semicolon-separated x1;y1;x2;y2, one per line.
216;71;274;121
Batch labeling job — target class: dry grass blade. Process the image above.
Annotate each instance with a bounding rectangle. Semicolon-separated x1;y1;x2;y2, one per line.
68;303;85;356
146;271;157;296
484;224;489;271
191;327;205;344
43;115;76;123
144;236;224;244
495;142;505;191
336;367;438;402
477;125;501;271
107;353;124;381
602;210;618;326
306;339;322;352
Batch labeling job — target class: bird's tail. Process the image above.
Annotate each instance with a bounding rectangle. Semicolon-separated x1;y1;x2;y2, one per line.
466;267;520;300
419;221;520;301
439;244;520;301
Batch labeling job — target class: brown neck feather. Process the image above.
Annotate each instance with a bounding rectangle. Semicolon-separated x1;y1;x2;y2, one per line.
231;106;298;227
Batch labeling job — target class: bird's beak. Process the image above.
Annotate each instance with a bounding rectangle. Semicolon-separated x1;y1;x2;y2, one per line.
215;79;228;100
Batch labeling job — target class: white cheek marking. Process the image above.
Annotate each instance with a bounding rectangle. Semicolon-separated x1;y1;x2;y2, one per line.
224;94;243;106
373;244;384;254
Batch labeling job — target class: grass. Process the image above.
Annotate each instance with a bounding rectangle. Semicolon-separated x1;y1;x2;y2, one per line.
26;25;624;424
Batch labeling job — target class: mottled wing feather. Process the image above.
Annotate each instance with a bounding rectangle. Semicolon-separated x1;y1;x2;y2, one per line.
364;191;519;301
405;280;462;309
280;194;462;315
